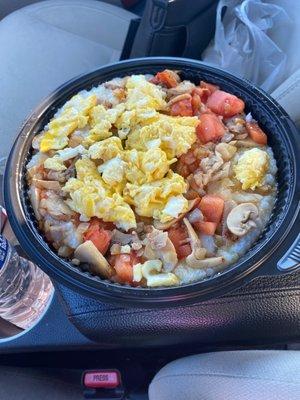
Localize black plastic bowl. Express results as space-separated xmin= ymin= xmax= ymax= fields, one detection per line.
xmin=4 ymin=57 xmax=300 ymax=307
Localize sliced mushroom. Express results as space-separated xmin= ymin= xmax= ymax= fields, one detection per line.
xmin=221 ymin=200 xmax=238 ymax=238
xmin=32 ymin=179 xmax=61 ymax=191
xmin=210 ymin=161 xmax=231 ymax=182
xmin=215 ymin=143 xmax=237 ymax=161
xmin=146 ymin=228 xmax=168 ymax=249
xmin=167 ymin=93 xmax=191 ymax=107
xmin=74 ymin=240 xmax=114 ymax=278
xmin=225 ymin=117 xmax=246 ymax=134
xmin=183 ymin=218 xmax=206 ymax=267
xmin=45 ymin=163 xmax=76 ymax=183
xmin=154 ymin=199 xmax=200 ymax=230
xmin=227 ymin=203 xmax=259 ymax=236
xmin=235 ymin=139 xmax=263 ymax=148
xmin=133 ymin=259 xmax=179 ymax=287
xmin=235 ymin=133 xmax=248 ymax=140
xmin=221 ymin=132 xmax=235 ymax=143
xmin=143 ymin=242 xmax=156 ymax=260
xmin=167 ymin=80 xmax=195 ymax=97
xmin=111 ymin=229 xmax=141 ymax=245
xmin=141 ymin=259 xmax=162 ymax=278
xmin=28 ymin=185 xmax=41 ymax=220
xmin=200 ymin=152 xmax=223 ymax=174
xmin=158 ymin=238 xmax=178 ymax=272
xmin=145 ymin=228 xmax=178 ymax=272
xmin=39 ymin=191 xmax=74 ymax=221
xmin=188 ymin=256 xmax=224 ymax=270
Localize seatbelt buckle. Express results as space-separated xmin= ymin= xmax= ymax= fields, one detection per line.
xmin=82 ymin=370 xmax=124 ymax=399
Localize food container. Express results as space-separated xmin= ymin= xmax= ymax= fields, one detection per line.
xmin=4 ymin=57 xmax=300 ymax=307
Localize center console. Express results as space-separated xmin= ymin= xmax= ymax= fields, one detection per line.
xmin=0 ymin=269 xmax=299 ymax=353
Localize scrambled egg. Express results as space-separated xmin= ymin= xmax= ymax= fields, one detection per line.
xmin=44 ymin=145 xmax=86 ymax=171
xmin=124 ymin=148 xmax=176 ymax=185
xmin=98 ymin=156 xmax=126 ymax=189
xmin=83 ymin=104 xmax=125 ymax=145
xmin=125 ymin=75 xmax=166 ymax=111
xmin=234 ymin=148 xmax=269 ymax=190
xmin=126 ymin=114 xmax=198 ymax=159
xmin=113 ymin=75 xmax=165 ymax=139
xmin=42 ymin=76 xmax=198 ymax=230
xmin=124 ymin=171 xmax=188 ymax=222
xmin=63 ymin=159 xmax=136 ymax=231
xmin=40 ymin=95 xmax=97 ymax=152
xmin=89 ymin=137 xmax=123 ymax=161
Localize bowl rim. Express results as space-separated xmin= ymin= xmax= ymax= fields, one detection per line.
xmin=4 ymin=57 xmax=300 ymax=305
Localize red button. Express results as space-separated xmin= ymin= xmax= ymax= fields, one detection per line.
xmin=84 ymin=370 xmax=120 ymax=389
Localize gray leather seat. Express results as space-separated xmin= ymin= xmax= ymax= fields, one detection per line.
xmin=0 ymin=0 xmax=137 ymax=159
xmin=0 ymin=350 xmax=299 ymax=399
xmin=149 ymin=350 xmax=300 ymax=400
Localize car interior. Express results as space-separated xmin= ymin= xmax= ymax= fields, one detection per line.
xmin=0 ymin=1 xmax=299 ymax=399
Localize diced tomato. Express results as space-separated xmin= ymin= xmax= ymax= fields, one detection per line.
xmin=168 ymin=226 xmax=187 ymax=248
xmin=193 ymin=221 xmax=217 ymax=235
xmin=113 ymin=252 xmax=141 ymax=284
xmin=206 ymin=90 xmax=245 ymax=117
xmin=200 ymin=81 xmax=219 ymax=94
xmin=246 ymin=122 xmax=267 ymax=145
xmin=192 ymin=87 xmax=208 ymax=104
xmin=177 ymin=244 xmax=192 ymax=259
xmin=88 ymin=217 xmax=115 ymax=231
xmin=168 ymin=226 xmax=191 ymax=260
xmin=192 ymin=82 xmax=219 ymax=104
xmin=84 ymin=227 xmax=111 ymax=255
xmin=199 ymin=195 xmax=224 ymax=224
xmin=170 ymin=97 xmax=193 ymax=116
xmin=151 ymin=70 xmax=179 ymax=88
xmin=114 ymin=254 xmax=133 ymax=283
xmin=196 ymin=113 xmax=226 ymax=143
xmin=84 ymin=218 xmax=112 ymax=254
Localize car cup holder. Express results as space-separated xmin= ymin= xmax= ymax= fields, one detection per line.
xmin=0 ymin=289 xmax=54 ymax=343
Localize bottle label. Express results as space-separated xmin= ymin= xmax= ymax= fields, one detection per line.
xmin=0 ymin=236 xmax=8 ymax=270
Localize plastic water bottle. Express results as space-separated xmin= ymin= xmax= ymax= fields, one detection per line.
xmin=0 ymin=235 xmax=53 ymax=330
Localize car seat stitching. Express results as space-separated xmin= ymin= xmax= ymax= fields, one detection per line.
xmin=23 ymin=2 xmax=133 ymax=23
